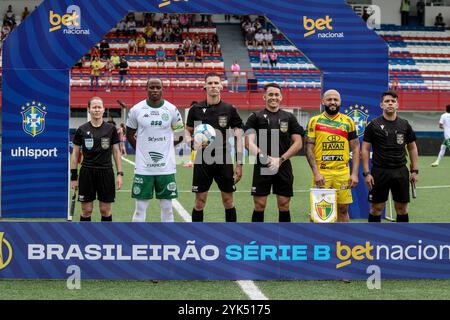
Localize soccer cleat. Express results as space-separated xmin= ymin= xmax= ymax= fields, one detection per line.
xmin=183 ymin=162 xmax=193 ymax=168
xmin=431 ymin=161 xmax=439 ymax=167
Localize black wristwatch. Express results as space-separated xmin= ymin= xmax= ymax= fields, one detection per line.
xmin=280 ymin=156 xmax=286 ymax=163
xmin=410 ymin=169 xmax=419 ymax=174
xmin=117 ymin=171 xmax=124 ymax=176
xmin=363 ymin=171 xmax=371 ymax=177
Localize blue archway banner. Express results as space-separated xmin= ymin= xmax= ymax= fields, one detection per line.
xmin=1 ymin=0 xmax=388 ymax=218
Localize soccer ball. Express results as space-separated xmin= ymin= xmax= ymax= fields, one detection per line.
xmin=193 ymin=124 xmax=216 ymax=149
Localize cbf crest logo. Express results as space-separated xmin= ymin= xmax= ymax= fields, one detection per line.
xmin=344 ymin=105 xmax=369 ymax=137
xmin=0 ymin=232 xmax=13 ymax=270
xmin=21 ymin=101 xmax=47 ymax=137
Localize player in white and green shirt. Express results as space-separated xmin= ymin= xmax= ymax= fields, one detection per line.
xmin=126 ymin=78 xmax=184 ymax=222
xmin=431 ymin=104 xmax=450 ymax=167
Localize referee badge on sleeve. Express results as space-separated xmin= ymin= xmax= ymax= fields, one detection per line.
xmin=396 ymin=133 xmax=404 ymax=145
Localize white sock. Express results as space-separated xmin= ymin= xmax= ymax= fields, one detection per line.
xmin=160 ymin=199 xmax=174 ymax=222
xmin=437 ymin=144 xmax=447 ymax=162
xmin=132 ymin=199 xmax=149 ymax=222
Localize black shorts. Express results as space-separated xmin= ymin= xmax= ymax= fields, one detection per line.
xmin=369 ymin=166 xmax=409 ymax=203
xmin=251 ymin=162 xmax=294 ymax=197
xmin=78 ymin=167 xmax=115 ymax=203
xmin=192 ymin=163 xmax=236 ymax=193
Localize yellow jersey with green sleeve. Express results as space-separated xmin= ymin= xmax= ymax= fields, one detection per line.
xmin=306 ymin=112 xmax=357 ymax=171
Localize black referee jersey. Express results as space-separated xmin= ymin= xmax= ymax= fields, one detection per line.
xmin=245 ymin=108 xmax=304 ymax=165
xmin=363 ymin=115 xmax=417 ymax=169
xmin=73 ymin=121 xmax=120 ymax=169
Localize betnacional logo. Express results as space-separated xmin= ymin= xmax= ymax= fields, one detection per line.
xmin=49 ymin=5 xmax=90 ymax=35
xmin=21 ymin=101 xmax=47 ymax=137
xmin=149 ymin=151 xmax=164 ymax=163
xmin=0 ymin=232 xmax=13 ymax=270
xmin=303 ymin=15 xmax=344 ymax=38
xmin=344 ymin=105 xmax=369 ymax=137
xmin=159 ymin=0 xmax=189 ymax=8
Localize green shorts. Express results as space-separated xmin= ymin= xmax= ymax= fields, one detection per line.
xmin=443 ymin=138 xmax=450 ymax=149
xmin=132 ymin=174 xmax=178 ymax=200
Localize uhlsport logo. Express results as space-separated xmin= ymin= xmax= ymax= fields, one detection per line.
xmin=303 ymin=15 xmax=344 ymax=38
xmin=0 ymin=232 xmax=13 ymax=270
xmin=49 ymin=5 xmax=90 ymax=35
xmin=344 ymin=105 xmax=369 ymax=137
xmin=159 ymin=0 xmax=189 ymax=8
xmin=21 ymin=101 xmax=47 ymax=137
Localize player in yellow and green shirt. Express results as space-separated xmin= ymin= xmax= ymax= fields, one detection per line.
xmin=305 ymin=89 xmax=360 ymax=222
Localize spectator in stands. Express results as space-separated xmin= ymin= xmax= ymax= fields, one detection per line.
xmin=175 ymin=44 xmax=186 ymax=67
xmin=206 ymin=15 xmax=213 ymax=27
xmin=107 ymin=116 xmax=117 ymax=126
xmin=143 ymin=12 xmax=153 ymax=27
xmin=183 ymin=35 xmax=193 ymax=54
xmin=179 ymin=13 xmax=190 ymax=32
xmin=194 ymin=45 xmax=203 ymax=67
xmin=118 ymin=123 xmax=127 ymax=156
xmin=435 ymin=13 xmax=446 ymax=28
xmin=400 ymin=0 xmax=410 ymax=26
xmin=162 ymin=24 xmax=173 ymax=42
xmin=1 ymin=22 xmax=11 ymax=41
xmin=104 ymin=58 xmax=115 ymax=92
xmin=154 ymin=25 xmax=163 ymax=42
xmin=230 ymin=61 xmax=241 ymax=93
xmin=162 ymin=13 xmax=170 ymax=26
xmin=21 ymin=7 xmax=30 ymax=22
xmin=126 ymin=18 xmax=137 ymax=37
xmin=192 ymin=35 xmax=201 ymax=51
xmin=269 ymin=49 xmax=278 ymax=68
xmin=74 ymin=57 xmax=84 ymax=69
xmin=111 ymin=51 xmax=120 ymax=67
xmin=116 ymin=19 xmax=126 ymax=37
xmin=254 ymin=30 xmax=265 ymax=48
xmin=137 ymin=33 xmax=147 ymax=54
xmin=245 ymin=24 xmax=256 ymax=47
xmin=173 ymin=25 xmax=183 ymax=42
xmin=90 ymin=45 xmax=100 ymax=59
xmin=416 ymin=0 xmax=425 ymax=26
xmin=155 ymin=46 xmax=166 ymax=67
xmin=99 ymin=40 xmax=110 ymax=59
xmin=3 ymin=5 xmax=15 ymax=28
xmin=260 ymin=49 xmax=269 ymax=67
xmin=264 ymin=30 xmax=274 ymax=50
xmin=128 ymin=37 xmax=137 ymax=55
xmin=170 ymin=14 xmax=179 ymax=27
xmin=144 ymin=23 xmax=154 ymax=41
xmin=202 ymin=35 xmax=213 ymax=54
xmin=90 ymin=56 xmax=103 ymax=90
xmin=211 ymin=34 xmax=220 ymax=53
xmin=118 ymin=56 xmax=129 ymax=90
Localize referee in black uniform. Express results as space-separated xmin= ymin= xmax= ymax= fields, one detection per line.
xmin=71 ymin=97 xmax=123 ymax=222
xmin=185 ymin=72 xmax=244 ymax=222
xmin=362 ymin=91 xmax=419 ymax=222
xmin=245 ymin=83 xmax=304 ymax=222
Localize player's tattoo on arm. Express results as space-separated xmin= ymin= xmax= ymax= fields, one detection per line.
xmin=305 ymin=137 xmax=318 ymax=172
xmin=349 ymin=138 xmax=360 ymax=173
